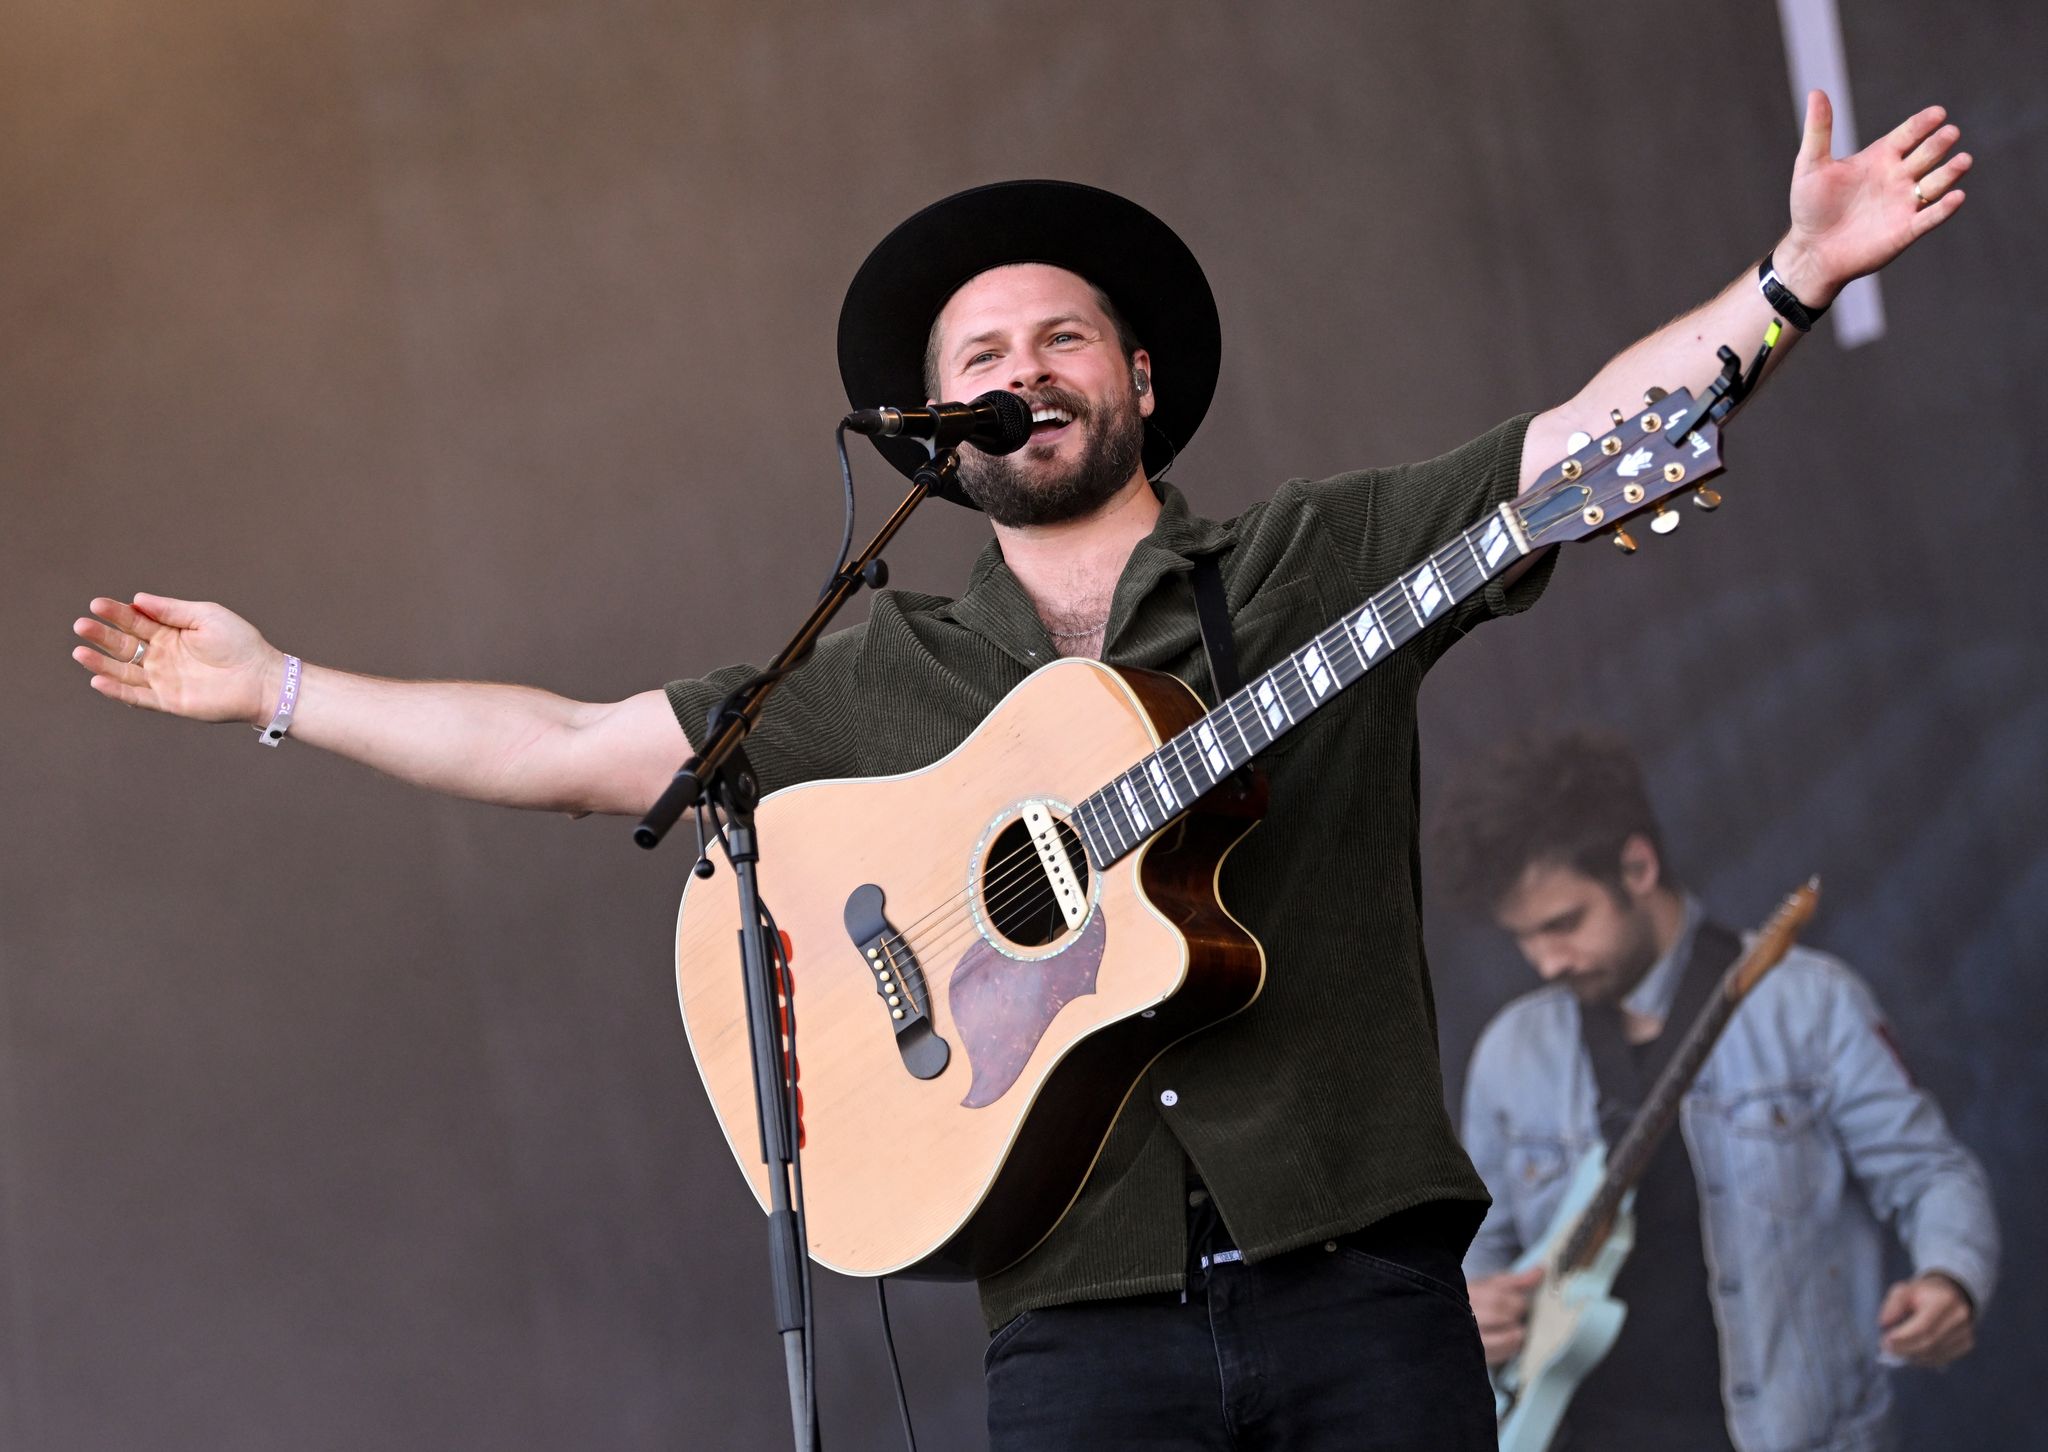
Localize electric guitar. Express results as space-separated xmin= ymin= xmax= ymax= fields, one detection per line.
xmin=1492 ymin=879 xmax=1821 ymax=1452
xmin=676 ymin=386 xmax=1731 ymax=1279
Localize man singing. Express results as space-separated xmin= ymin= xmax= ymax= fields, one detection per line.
xmin=72 ymin=95 xmax=1968 ymax=1449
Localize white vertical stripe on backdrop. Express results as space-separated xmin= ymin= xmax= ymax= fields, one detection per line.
xmin=1775 ymin=0 xmax=1888 ymax=347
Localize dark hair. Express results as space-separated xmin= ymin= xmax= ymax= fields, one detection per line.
xmin=1430 ymin=729 xmax=1670 ymax=914
xmin=921 ymin=275 xmax=1142 ymax=398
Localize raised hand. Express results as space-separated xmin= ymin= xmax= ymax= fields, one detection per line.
xmin=73 ymin=594 xmax=284 ymax=726
xmin=1779 ymin=90 xmax=1971 ymax=303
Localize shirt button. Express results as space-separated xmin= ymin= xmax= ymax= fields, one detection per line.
xmin=1159 ymin=1089 xmax=1179 ymax=1107
xmin=1718 ymin=1277 xmax=1743 ymax=1295
xmin=1187 ymin=1188 xmax=1208 ymax=1207
xmin=1732 ymin=1383 xmax=1757 ymax=1401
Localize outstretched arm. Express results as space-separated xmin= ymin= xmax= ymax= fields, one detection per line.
xmin=73 ymin=593 xmax=684 ymax=817
xmin=1519 ymin=91 xmax=1971 ymax=489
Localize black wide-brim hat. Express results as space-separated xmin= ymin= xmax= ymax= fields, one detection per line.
xmin=836 ymin=179 xmax=1220 ymax=505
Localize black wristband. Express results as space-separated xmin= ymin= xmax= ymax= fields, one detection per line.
xmin=1758 ymin=251 xmax=1829 ymax=332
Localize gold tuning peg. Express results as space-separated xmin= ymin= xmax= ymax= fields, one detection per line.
xmin=1611 ymin=529 xmax=1638 ymax=554
xmin=1650 ymin=505 xmax=1680 ymax=535
xmin=1693 ymin=487 xmax=1723 ymax=511
xmin=1609 ymin=407 xmax=1627 ymax=427
xmin=1643 ymin=386 xmax=1668 ymax=405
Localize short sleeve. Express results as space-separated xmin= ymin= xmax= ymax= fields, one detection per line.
xmin=664 ymin=623 xmax=868 ymax=797
xmin=1293 ymin=413 xmax=1557 ymax=668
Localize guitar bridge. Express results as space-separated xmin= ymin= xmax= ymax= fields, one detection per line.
xmin=844 ymin=883 xmax=950 ymax=1081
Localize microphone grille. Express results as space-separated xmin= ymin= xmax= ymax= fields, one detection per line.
xmin=976 ymin=390 xmax=1035 ymax=456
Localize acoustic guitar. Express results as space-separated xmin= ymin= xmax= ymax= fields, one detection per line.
xmin=1492 ymin=879 xmax=1821 ymax=1452
xmin=676 ymin=388 xmax=1728 ymax=1279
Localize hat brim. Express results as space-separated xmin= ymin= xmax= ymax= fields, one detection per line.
xmin=836 ymin=180 xmax=1219 ymax=503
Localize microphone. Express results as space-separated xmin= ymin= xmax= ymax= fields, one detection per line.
xmin=844 ymin=390 xmax=1034 ymax=456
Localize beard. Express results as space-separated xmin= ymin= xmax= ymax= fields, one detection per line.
xmin=1567 ymin=905 xmax=1664 ymax=1006
xmin=955 ymin=382 xmax=1146 ymax=528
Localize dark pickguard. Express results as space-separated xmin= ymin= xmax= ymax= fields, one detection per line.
xmin=951 ymin=910 xmax=1108 ymax=1109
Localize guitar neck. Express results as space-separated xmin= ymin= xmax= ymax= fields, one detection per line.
xmin=1556 ymin=975 xmax=1739 ymax=1273
xmin=1072 ymin=503 xmax=1531 ymax=867
xmin=1546 ymin=879 xmax=1815 ymax=1274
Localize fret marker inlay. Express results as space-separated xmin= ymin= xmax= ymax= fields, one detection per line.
xmin=1481 ymin=517 xmax=1509 ymax=567
xmin=1147 ymin=760 xmax=1179 ymax=811
xmin=1256 ymin=680 xmax=1286 ymax=732
xmin=1412 ymin=562 xmax=1445 ymax=617
xmin=1119 ymin=780 xmax=1150 ymax=832
xmin=1352 ymin=610 xmax=1385 ymax=658
xmin=1302 ymin=645 xmax=1330 ymax=696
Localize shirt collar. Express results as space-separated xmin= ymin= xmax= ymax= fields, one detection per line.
xmin=947 ymin=480 xmax=1234 ymax=667
xmin=1621 ymin=893 xmax=1704 ymax=1023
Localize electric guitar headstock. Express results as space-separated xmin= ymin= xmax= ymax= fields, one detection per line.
xmin=1726 ymin=877 xmax=1822 ymax=1002
xmin=1516 ymin=385 xmax=1728 ymax=556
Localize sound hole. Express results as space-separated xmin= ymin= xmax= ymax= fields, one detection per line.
xmin=982 ymin=815 xmax=1091 ymax=948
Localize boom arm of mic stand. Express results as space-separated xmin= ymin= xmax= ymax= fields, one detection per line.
xmin=632 ymin=449 xmax=958 ymax=849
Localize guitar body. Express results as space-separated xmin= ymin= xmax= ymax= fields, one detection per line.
xmin=674 ymin=657 xmax=1267 ymax=1280
xmin=1495 ymin=1146 xmax=1636 ymax=1452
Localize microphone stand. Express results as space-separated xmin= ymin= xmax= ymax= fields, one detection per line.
xmin=633 ymin=447 xmax=960 ymax=1452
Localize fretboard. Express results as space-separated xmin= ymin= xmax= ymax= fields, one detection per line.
xmin=1558 ymin=975 xmax=1739 ymax=1274
xmin=1071 ymin=503 xmax=1530 ymax=868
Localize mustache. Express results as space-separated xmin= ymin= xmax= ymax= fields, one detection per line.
xmin=1021 ymin=385 xmax=1093 ymax=423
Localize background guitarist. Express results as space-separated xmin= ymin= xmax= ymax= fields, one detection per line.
xmin=1436 ymin=730 xmax=1998 ymax=1452
xmin=70 ymin=95 xmax=1972 ymax=1450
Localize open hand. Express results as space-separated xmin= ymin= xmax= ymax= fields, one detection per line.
xmin=73 ymin=594 xmax=283 ymax=725
xmin=1879 ymin=1272 xmax=1976 ymax=1369
xmin=1778 ymin=91 xmax=1970 ymax=305
xmin=1469 ymin=1267 xmax=1544 ymax=1369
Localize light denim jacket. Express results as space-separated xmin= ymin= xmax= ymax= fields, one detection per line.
xmin=1461 ymin=910 xmax=2000 ymax=1452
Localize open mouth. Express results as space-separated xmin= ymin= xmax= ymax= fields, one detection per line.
xmin=1028 ymin=405 xmax=1075 ymax=440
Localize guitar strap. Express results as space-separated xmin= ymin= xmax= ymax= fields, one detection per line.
xmin=1180 ymin=550 xmax=1245 ymax=1228
xmin=1579 ymin=919 xmax=1742 ymax=1147
xmin=1190 ymin=553 xmax=1241 ymax=702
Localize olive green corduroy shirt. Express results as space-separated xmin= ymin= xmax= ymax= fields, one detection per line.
xmin=667 ymin=414 xmax=1555 ymax=1331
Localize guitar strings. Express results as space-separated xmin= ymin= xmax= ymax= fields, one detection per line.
xmin=859 ymin=836 xmax=1070 ymax=981
xmin=887 ymin=827 xmax=1091 ymax=967
xmin=876 ymin=642 xmax=1348 ymax=970
xmin=871 ymin=817 xmax=1085 ymax=951
xmin=880 ymin=783 xmax=1158 ymax=967
xmin=872 ymin=544 xmax=1495 ymax=970
xmin=881 ymin=690 xmax=1270 ymax=960
xmin=878 ymin=654 xmax=1335 ymax=968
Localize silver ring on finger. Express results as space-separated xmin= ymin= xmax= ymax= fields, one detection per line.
xmin=129 ymin=639 xmax=147 ymax=666
xmin=1914 ymin=182 xmax=1928 ymax=207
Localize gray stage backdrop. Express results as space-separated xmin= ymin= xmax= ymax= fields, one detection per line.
xmin=3 ymin=1 xmax=2042 ymax=1447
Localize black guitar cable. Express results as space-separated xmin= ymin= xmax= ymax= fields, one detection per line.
xmin=875 ymin=1280 xmax=919 ymax=1452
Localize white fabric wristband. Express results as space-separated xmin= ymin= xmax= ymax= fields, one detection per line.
xmin=255 ymin=655 xmax=302 ymax=746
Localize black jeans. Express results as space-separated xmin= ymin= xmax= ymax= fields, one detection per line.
xmin=984 ymin=1201 xmax=1497 ymax=1451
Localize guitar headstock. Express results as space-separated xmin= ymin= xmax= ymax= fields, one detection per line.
xmin=1728 ymin=877 xmax=1822 ymax=999
xmin=1516 ymin=387 xmax=1726 ymax=555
